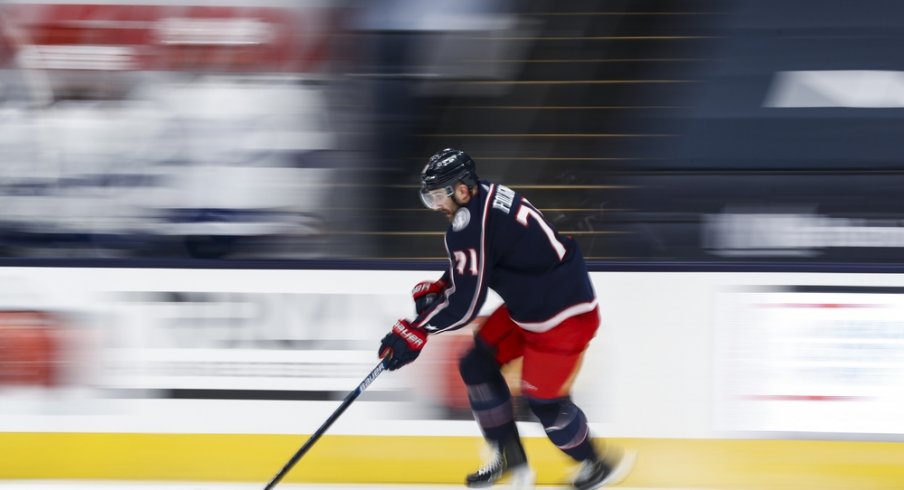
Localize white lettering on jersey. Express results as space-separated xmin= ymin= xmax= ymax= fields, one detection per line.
xmin=492 ymin=185 xmax=516 ymax=214
xmin=452 ymin=248 xmax=478 ymax=275
xmin=516 ymin=199 xmax=567 ymax=260
xmin=453 ymin=250 xmax=467 ymax=275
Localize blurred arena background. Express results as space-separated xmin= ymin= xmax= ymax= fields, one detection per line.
xmin=3 ymin=0 xmax=904 ymax=264
xmin=1 ymin=0 xmax=903 ymax=489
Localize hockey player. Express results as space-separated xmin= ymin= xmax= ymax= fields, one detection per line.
xmin=377 ymin=148 xmax=629 ymax=489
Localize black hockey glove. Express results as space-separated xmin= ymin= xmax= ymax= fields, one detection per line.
xmin=378 ymin=319 xmax=428 ymax=370
xmin=412 ymin=279 xmax=447 ymax=314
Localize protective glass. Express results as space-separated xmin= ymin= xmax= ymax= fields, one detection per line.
xmin=419 ymin=185 xmax=454 ymax=210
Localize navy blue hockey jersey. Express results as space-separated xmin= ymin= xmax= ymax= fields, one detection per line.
xmin=413 ymin=181 xmax=597 ymax=334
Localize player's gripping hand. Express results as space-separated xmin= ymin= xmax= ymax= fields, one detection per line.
xmin=412 ymin=279 xmax=447 ymax=314
xmin=378 ymin=319 xmax=428 ymax=370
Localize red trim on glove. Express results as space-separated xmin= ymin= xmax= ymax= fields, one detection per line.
xmin=412 ymin=279 xmax=447 ymax=300
xmin=391 ymin=318 xmax=427 ymax=349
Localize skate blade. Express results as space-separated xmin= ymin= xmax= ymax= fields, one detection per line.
xmin=598 ymin=449 xmax=637 ymax=488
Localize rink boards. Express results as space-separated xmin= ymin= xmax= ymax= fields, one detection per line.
xmin=0 ymin=267 xmax=903 ymax=488
xmin=2 ymin=433 xmax=904 ymax=489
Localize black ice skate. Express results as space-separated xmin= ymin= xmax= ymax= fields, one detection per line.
xmin=466 ymin=446 xmax=535 ymax=488
xmin=572 ymin=449 xmax=636 ymax=490
xmin=572 ymin=457 xmax=611 ymax=490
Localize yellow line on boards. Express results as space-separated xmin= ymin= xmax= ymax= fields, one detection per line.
xmin=1 ymin=434 xmax=903 ymax=489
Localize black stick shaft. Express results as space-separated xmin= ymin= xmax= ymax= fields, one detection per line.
xmin=262 ymin=361 xmax=386 ymax=490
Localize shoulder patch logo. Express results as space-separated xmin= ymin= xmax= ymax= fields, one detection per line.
xmin=452 ymin=207 xmax=471 ymax=231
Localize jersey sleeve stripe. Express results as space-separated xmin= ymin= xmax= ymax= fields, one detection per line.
xmin=414 ymin=238 xmax=455 ymax=329
xmin=426 ymin=183 xmax=495 ymax=334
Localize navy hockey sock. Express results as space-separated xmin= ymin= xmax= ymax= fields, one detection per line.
xmin=459 ymin=344 xmax=526 ymax=466
xmin=527 ymin=396 xmax=598 ymax=462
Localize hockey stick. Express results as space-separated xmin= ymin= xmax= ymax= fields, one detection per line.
xmin=262 ymin=360 xmax=386 ymax=490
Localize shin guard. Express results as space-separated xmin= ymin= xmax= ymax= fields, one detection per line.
xmin=527 ymin=396 xmax=597 ymax=462
xmin=459 ymin=343 xmax=526 ymax=466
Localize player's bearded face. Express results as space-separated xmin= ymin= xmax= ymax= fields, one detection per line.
xmin=436 ymin=196 xmax=459 ymax=221
xmin=421 ymin=186 xmax=459 ymax=221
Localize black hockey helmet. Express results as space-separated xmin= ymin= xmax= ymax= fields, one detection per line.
xmin=419 ymin=148 xmax=478 ymax=209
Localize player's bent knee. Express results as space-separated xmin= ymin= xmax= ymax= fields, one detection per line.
xmin=526 ymin=395 xmax=570 ymax=422
xmin=526 ymin=396 xmax=589 ymax=449
xmin=458 ymin=341 xmax=500 ymax=384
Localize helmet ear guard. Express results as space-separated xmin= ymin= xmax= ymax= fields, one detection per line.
xmin=419 ymin=148 xmax=478 ymax=208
